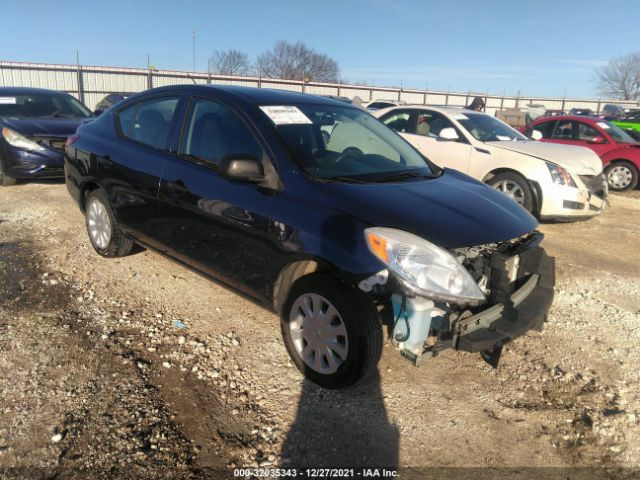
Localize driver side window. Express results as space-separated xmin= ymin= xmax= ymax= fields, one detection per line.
xmin=415 ymin=112 xmax=457 ymax=139
xmin=381 ymin=111 xmax=411 ymax=133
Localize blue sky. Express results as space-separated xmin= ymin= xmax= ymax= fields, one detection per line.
xmin=1 ymin=0 xmax=638 ymax=97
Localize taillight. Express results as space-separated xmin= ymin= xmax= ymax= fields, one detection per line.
xmin=66 ymin=134 xmax=80 ymax=147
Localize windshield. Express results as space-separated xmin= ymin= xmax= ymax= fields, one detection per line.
xmin=0 ymin=93 xmax=92 ymax=119
xmin=456 ymin=112 xmax=527 ymax=142
xmin=269 ymin=104 xmax=439 ymax=182
xmin=599 ymin=120 xmax=637 ymax=143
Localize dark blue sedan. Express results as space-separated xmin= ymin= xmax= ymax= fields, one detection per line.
xmin=0 ymin=87 xmax=92 ymax=186
xmin=65 ymin=85 xmax=554 ymax=388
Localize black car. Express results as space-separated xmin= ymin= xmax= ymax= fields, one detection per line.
xmin=65 ymin=85 xmax=555 ymax=388
xmin=0 ymin=87 xmax=92 ymax=186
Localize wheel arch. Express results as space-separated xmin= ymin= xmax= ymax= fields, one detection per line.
xmin=482 ymin=168 xmax=542 ymax=217
xmin=272 ymin=258 xmax=349 ymax=314
xmin=80 ymin=181 xmax=103 ymax=212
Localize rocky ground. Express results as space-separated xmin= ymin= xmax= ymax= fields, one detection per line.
xmin=0 ymin=182 xmax=639 ymax=479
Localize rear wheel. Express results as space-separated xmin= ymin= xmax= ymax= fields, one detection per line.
xmin=280 ymin=273 xmax=383 ymax=389
xmin=85 ymin=190 xmax=134 ymax=257
xmin=0 ymin=162 xmax=17 ymax=186
xmin=486 ymin=172 xmax=534 ymax=213
xmin=605 ymin=161 xmax=638 ymax=192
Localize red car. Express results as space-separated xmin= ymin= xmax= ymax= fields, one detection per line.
xmin=522 ymin=116 xmax=640 ymax=191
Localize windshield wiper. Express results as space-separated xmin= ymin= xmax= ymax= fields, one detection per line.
xmin=372 ymin=171 xmax=433 ymax=183
xmin=325 ymin=176 xmax=368 ymax=184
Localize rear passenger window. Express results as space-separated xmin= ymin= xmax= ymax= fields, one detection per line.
xmin=528 ymin=120 xmax=554 ymax=138
xmin=117 ymin=97 xmax=179 ymax=149
xmin=180 ymin=98 xmax=263 ymax=165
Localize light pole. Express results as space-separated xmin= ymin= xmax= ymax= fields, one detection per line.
xmin=192 ymin=30 xmax=196 ymax=72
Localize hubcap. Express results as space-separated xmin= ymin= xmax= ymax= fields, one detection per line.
xmin=493 ymin=180 xmax=525 ymax=205
xmin=289 ymin=293 xmax=348 ymax=375
xmin=607 ymin=165 xmax=633 ymax=190
xmin=87 ymin=198 xmax=112 ymax=249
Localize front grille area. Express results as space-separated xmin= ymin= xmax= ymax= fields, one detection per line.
xmin=579 ymin=173 xmax=607 ymax=198
xmin=34 ymin=137 xmax=67 ymax=152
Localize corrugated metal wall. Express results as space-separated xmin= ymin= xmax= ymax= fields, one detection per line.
xmin=2 ymin=60 xmax=639 ymax=114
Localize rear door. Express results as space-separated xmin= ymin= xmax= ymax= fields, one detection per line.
xmin=155 ymin=96 xmax=278 ymax=301
xmin=105 ymin=95 xmax=184 ymax=245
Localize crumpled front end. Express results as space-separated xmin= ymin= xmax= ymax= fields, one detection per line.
xmin=362 ymin=231 xmax=555 ymax=367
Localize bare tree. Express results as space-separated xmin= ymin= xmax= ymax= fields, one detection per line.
xmin=256 ymin=41 xmax=339 ymax=82
xmin=209 ymin=49 xmax=251 ymax=76
xmin=597 ymin=52 xmax=640 ymax=100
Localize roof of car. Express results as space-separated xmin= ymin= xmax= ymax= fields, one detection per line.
xmin=533 ymin=115 xmax=602 ymax=123
xmin=143 ymin=84 xmax=351 ymax=107
xmin=0 ymin=86 xmax=71 ymax=95
xmin=376 ymin=104 xmax=473 ymax=115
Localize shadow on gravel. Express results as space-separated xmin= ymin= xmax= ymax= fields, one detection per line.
xmin=281 ymin=371 xmax=398 ymax=469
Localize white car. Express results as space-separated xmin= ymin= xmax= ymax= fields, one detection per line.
xmin=372 ymin=106 xmax=607 ymax=220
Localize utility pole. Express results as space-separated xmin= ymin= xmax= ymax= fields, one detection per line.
xmin=192 ymin=30 xmax=196 ymax=72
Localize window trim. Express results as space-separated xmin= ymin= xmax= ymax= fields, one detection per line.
xmin=114 ymin=94 xmax=182 ymax=152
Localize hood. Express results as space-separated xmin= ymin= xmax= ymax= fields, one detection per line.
xmin=0 ymin=116 xmax=85 ymax=137
xmin=322 ymin=169 xmax=537 ymax=249
xmin=487 ymin=140 xmax=602 ymax=175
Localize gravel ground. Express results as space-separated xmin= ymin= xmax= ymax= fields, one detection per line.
xmin=0 ymin=182 xmax=639 ymax=479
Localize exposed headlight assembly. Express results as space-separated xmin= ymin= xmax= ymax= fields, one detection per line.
xmin=1 ymin=127 xmax=45 ymax=152
xmin=365 ymin=227 xmax=486 ymax=305
xmin=546 ymin=162 xmax=576 ymax=187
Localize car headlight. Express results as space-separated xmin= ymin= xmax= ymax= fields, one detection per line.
xmin=365 ymin=227 xmax=486 ymax=304
xmin=1 ymin=127 xmax=45 ymax=152
xmin=546 ymin=162 xmax=576 ymax=187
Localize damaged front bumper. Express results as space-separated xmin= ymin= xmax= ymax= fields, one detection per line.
xmin=452 ymin=244 xmax=555 ymax=354
xmin=368 ymin=232 xmax=555 ymax=367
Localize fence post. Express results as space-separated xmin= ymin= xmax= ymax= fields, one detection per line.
xmin=561 ymin=97 xmax=565 ymax=112
xmin=500 ymin=95 xmax=504 ymax=111
xmin=369 ymin=87 xmax=373 ymax=101
xmin=423 ymin=88 xmax=427 ymax=105
xmin=596 ymin=100 xmax=601 ymax=114
xmin=76 ymin=64 xmax=85 ymax=104
xmin=147 ymin=68 xmax=153 ymax=90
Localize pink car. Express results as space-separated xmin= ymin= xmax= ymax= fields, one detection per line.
xmin=522 ymin=116 xmax=640 ymax=191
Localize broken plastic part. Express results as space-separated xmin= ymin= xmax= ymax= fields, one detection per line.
xmin=357 ymin=269 xmax=389 ymax=292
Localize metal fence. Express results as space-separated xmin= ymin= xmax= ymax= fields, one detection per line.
xmin=2 ymin=60 xmax=639 ymax=115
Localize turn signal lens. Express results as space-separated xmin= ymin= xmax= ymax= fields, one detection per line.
xmin=366 ymin=231 xmax=389 ymax=263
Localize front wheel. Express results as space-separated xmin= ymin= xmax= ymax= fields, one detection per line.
xmin=85 ymin=190 xmax=134 ymax=257
xmin=605 ymin=161 xmax=638 ymax=192
xmin=280 ymin=273 xmax=383 ymax=389
xmin=486 ymin=172 xmax=534 ymax=213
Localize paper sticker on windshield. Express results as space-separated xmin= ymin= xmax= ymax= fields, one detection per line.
xmin=452 ymin=113 xmax=468 ymax=120
xmin=596 ymin=121 xmax=610 ymax=129
xmin=496 ymin=135 xmax=512 ymax=141
xmin=0 ymin=97 xmax=17 ymax=104
xmin=260 ymin=106 xmax=313 ymax=125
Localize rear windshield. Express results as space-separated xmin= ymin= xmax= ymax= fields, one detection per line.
xmin=267 ymin=104 xmax=439 ymax=182
xmin=0 ymin=93 xmax=92 ymax=119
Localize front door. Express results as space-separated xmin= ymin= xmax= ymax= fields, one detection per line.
xmin=402 ymin=110 xmax=472 ymax=173
xmin=156 ymin=96 xmax=279 ymax=301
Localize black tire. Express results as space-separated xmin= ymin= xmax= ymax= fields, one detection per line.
xmin=0 ymin=162 xmax=17 ymax=187
xmin=85 ymin=189 xmax=134 ymax=258
xmin=605 ymin=161 xmax=639 ymax=192
xmin=486 ymin=171 xmax=534 ymax=213
xmin=280 ymin=273 xmax=383 ymax=389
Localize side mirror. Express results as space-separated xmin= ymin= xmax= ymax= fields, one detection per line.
xmin=531 ymin=129 xmax=543 ymax=141
xmin=219 ymin=155 xmax=265 ymax=183
xmin=439 ymin=127 xmax=459 ymax=141
xmin=589 ymin=136 xmax=605 ymax=144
